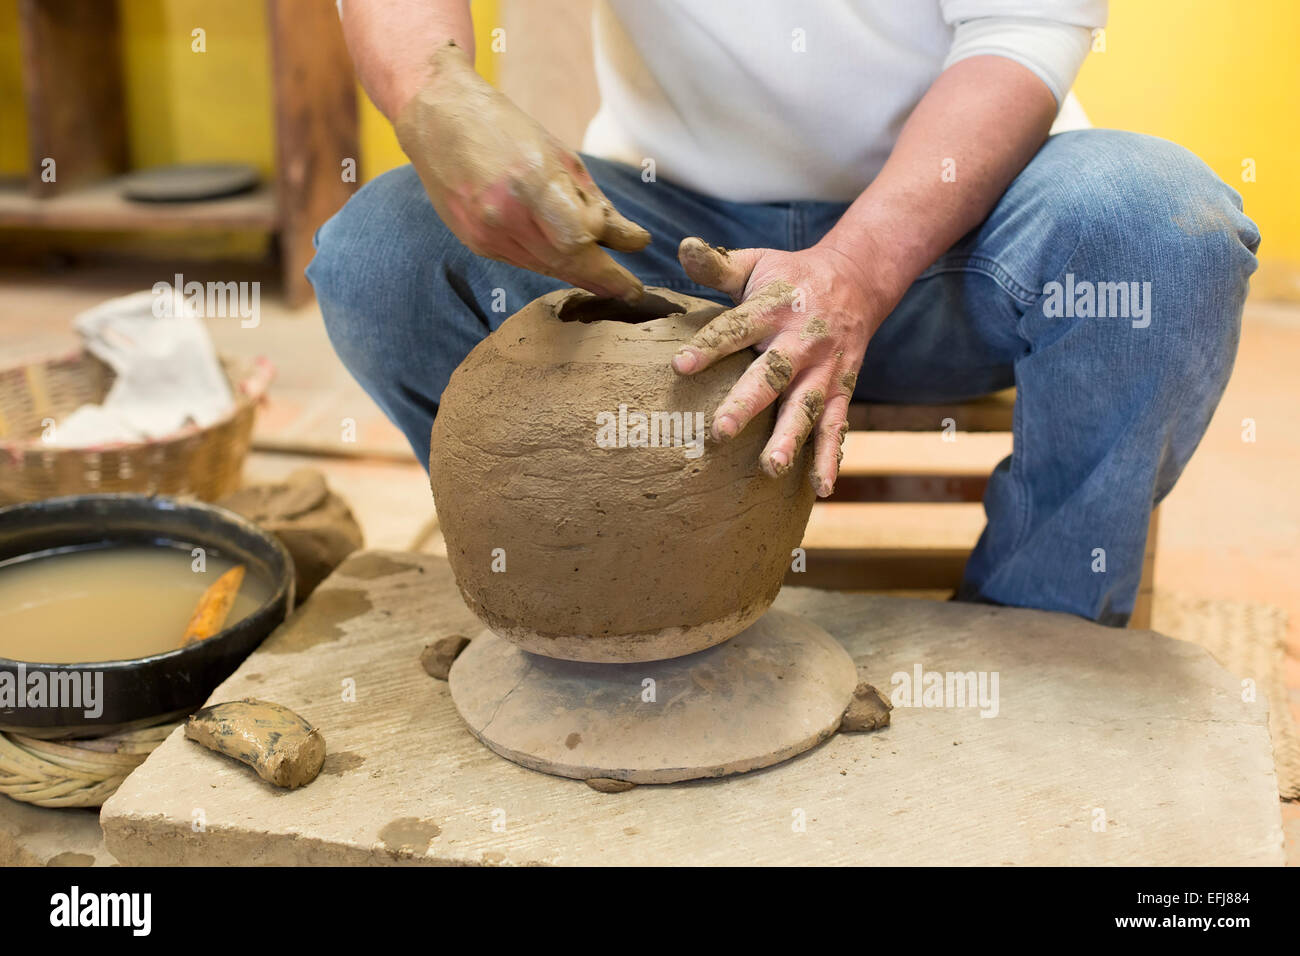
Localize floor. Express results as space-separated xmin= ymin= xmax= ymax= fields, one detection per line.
xmin=2 ymin=260 xmax=1297 ymax=863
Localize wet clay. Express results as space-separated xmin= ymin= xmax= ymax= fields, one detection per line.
xmin=260 ymin=587 xmax=371 ymax=655
xmin=839 ymin=682 xmax=893 ymax=733
xmin=320 ymin=750 xmax=366 ymax=776
xmin=341 ymin=552 xmax=420 ymax=581
xmin=762 ymin=350 xmax=795 ymax=392
xmin=586 ymin=777 xmax=637 ymax=793
xmin=184 ymin=698 xmax=326 ymax=789
xmin=378 ymin=817 xmax=441 ymax=858
xmin=799 ymin=317 xmax=829 ymax=342
xmin=420 ymin=634 xmax=470 ymax=680
xmin=395 ymin=42 xmax=650 ymax=300
xmin=429 ymin=287 xmax=817 ymax=663
xmin=218 ymin=469 xmax=363 ymax=601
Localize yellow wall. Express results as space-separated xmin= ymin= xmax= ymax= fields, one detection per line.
xmin=0 ymin=0 xmax=25 ymax=174
xmin=0 ymin=0 xmax=499 ymax=180
xmin=1075 ymin=0 xmax=1300 ymax=266
xmin=0 ymin=0 xmax=1295 ymax=275
xmin=359 ymin=1 xmax=503 ymax=179
xmin=117 ymin=0 xmax=274 ymax=176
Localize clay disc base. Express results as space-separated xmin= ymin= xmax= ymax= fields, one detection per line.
xmin=448 ymin=610 xmax=858 ymax=785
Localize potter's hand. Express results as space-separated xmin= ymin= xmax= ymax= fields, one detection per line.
xmin=673 ymin=237 xmax=887 ymax=497
xmin=395 ymin=42 xmax=651 ymax=300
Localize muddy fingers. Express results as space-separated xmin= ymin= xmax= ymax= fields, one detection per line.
xmin=673 ymin=283 xmax=796 ymax=374
xmin=763 ymin=384 xmax=826 ymax=478
xmin=809 ymin=360 xmax=860 ymax=496
xmin=711 ymin=348 xmax=798 ymax=441
xmin=677 ymin=236 xmax=758 ymax=300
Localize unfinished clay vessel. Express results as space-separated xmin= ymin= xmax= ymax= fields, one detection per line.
xmin=429 ymin=287 xmax=815 ymax=663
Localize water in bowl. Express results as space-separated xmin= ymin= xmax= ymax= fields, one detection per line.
xmin=0 ymin=544 xmax=271 ymax=664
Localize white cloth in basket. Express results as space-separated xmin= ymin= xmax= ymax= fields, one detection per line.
xmin=51 ymin=291 xmax=234 ymax=447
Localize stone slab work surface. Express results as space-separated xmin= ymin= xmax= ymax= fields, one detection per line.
xmin=100 ymin=551 xmax=1285 ymax=866
xmin=0 ymin=798 xmax=115 ymax=867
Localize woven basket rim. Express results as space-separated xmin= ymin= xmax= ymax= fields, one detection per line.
xmin=0 ymin=349 xmax=274 ymax=455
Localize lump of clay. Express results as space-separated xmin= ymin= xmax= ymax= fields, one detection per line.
xmin=429 ymin=287 xmax=815 ymax=663
xmin=420 ymin=633 xmax=470 ymax=680
xmin=219 ymin=468 xmax=363 ymax=602
xmin=184 ymin=698 xmax=326 ymax=789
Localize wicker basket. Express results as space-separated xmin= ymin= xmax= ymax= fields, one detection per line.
xmin=0 ymin=721 xmax=181 ymax=808
xmin=0 ymin=348 xmax=273 ymax=505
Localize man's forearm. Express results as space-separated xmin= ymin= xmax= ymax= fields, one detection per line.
xmin=819 ymin=55 xmax=1058 ymax=304
xmin=341 ymin=0 xmax=475 ymax=119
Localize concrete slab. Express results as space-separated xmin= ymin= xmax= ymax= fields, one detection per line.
xmin=100 ymin=551 xmax=1285 ymax=866
xmin=0 ymin=797 xmax=115 ymax=866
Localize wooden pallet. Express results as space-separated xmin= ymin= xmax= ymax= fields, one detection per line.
xmin=794 ymin=393 xmax=1158 ymax=629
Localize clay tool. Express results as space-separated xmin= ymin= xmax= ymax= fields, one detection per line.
xmin=184 ymin=698 xmax=326 ymax=789
xmin=181 ymin=565 xmax=246 ymax=646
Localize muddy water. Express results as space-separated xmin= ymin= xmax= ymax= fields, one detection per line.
xmin=0 ymin=545 xmax=270 ymax=663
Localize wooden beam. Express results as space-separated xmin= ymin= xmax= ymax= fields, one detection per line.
xmin=266 ymin=0 xmax=360 ymax=307
xmin=847 ymin=389 xmax=1017 ymax=432
xmin=827 ymin=473 xmax=990 ymax=504
xmin=0 ymin=180 xmax=278 ymax=230
xmin=17 ymin=0 xmax=128 ymax=196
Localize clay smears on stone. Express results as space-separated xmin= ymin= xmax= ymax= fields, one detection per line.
xmin=378 ymin=817 xmax=441 ymax=858
xmin=429 ymin=286 xmax=817 ymax=663
xmin=260 ymin=587 xmax=372 ymax=655
xmin=320 ymin=751 xmax=366 ymax=776
xmin=340 ymin=552 xmax=421 ymax=580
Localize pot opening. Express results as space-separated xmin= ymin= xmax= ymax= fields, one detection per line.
xmin=556 ymin=292 xmax=686 ymax=324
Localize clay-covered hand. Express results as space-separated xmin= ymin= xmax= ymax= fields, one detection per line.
xmin=672 ymin=237 xmax=887 ymax=497
xmin=395 ymin=42 xmax=651 ymax=301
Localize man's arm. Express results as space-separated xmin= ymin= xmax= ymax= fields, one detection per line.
xmin=338 ymin=0 xmax=651 ymax=299
xmin=340 ymin=0 xmax=475 ymax=119
xmin=673 ymin=52 xmax=1077 ymax=495
xmin=819 ymin=55 xmax=1057 ymax=313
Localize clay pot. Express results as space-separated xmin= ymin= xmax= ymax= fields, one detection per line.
xmin=429 ymin=287 xmax=815 ymax=663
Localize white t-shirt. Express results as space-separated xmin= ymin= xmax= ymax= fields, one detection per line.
xmin=582 ymin=0 xmax=1107 ymax=202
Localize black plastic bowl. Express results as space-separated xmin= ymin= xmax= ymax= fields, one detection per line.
xmin=0 ymin=494 xmax=294 ymax=738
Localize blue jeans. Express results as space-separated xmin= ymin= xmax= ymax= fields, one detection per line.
xmin=307 ymin=130 xmax=1259 ymax=625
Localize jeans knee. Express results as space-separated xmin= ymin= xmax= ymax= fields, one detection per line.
xmin=307 ymin=164 xmax=462 ymax=378
xmin=1043 ymin=131 xmax=1256 ymax=379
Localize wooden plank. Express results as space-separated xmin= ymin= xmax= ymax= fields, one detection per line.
xmin=0 ymin=179 xmax=279 ymax=230
xmin=17 ymin=0 xmax=127 ymax=195
xmin=828 ymin=473 xmax=989 ymax=503
xmin=787 ymin=548 xmax=968 ymax=591
xmin=266 ymin=0 xmax=360 ymax=307
xmin=803 ymin=502 xmax=987 ymax=552
xmin=847 ymin=388 xmax=1017 ymax=432
xmin=830 ymin=432 xmax=1010 ymax=502
xmin=840 ymin=431 xmax=1013 ymax=474
xmin=796 ymin=502 xmax=982 ymax=589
